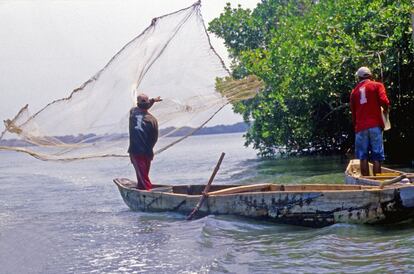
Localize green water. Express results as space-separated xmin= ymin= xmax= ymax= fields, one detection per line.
xmin=1 ymin=133 xmax=413 ymax=273
xmin=250 ymin=156 xmax=348 ymax=184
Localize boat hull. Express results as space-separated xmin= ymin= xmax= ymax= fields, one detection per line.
xmin=114 ymin=178 xmax=414 ymax=228
xmin=345 ymin=159 xmax=413 ymax=186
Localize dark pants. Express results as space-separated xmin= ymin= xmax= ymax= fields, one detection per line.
xmin=130 ymin=154 xmax=152 ymax=190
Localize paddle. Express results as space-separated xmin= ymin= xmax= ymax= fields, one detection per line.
xmin=362 ymin=173 xmax=414 ymax=180
xmin=379 ymin=174 xmax=409 ymax=189
xmin=186 ymin=152 xmax=225 ymax=220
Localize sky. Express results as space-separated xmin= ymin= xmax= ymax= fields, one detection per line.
xmin=0 ymin=0 xmax=261 ymax=126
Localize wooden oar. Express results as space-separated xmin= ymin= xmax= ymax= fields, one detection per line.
xmin=208 ymin=183 xmax=272 ymax=196
xmin=380 ymin=174 xmax=407 ymax=189
xmin=186 ymin=152 xmax=225 ymax=220
xmin=362 ymin=174 xmax=414 ymax=180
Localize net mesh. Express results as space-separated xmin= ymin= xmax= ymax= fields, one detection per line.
xmin=0 ymin=2 xmax=262 ymax=161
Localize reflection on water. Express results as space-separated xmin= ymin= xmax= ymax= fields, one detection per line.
xmin=0 ymin=133 xmax=413 ymax=273
xmin=247 ymin=156 xmax=349 ymax=184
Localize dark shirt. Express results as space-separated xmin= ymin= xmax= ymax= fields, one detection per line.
xmin=128 ymin=107 xmax=158 ymax=159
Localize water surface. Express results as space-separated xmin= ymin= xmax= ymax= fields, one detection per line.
xmin=1 ymin=133 xmax=413 ymax=273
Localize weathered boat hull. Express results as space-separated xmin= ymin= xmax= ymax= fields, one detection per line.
xmin=345 ymin=159 xmax=413 ymax=186
xmin=114 ymin=178 xmax=414 ymax=228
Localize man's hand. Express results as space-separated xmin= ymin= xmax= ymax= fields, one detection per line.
xmin=152 ymin=96 xmax=162 ymax=102
xmin=382 ymin=106 xmax=390 ymax=115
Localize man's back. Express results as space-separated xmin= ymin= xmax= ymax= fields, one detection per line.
xmin=350 ymin=79 xmax=389 ymax=132
xmin=128 ymin=107 xmax=158 ymax=159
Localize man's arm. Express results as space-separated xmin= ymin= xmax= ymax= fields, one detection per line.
xmin=128 ymin=108 xmax=134 ymax=130
xmin=147 ymin=117 xmax=158 ymax=149
xmin=149 ymin=96 xmax=162 ymax=108
xmin=377 ymin=83 xmax=390 ymax=112
xmin=350 ymin=92 xmax=356 ymax=127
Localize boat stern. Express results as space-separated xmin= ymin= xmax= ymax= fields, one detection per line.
xmin=378 ymin=185 xmax=414 ymax=224
xmin=399 ymin=186 xmax=414 ymax=209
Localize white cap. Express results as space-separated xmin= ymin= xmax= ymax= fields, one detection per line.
xmin=355 ymin=66 xmax=372 ymax=78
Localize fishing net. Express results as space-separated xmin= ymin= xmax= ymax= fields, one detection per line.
xmin=0 ymin=2 xmax=262 ymax=161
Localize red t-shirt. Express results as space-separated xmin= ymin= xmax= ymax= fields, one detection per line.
xmin=350 ymin=79 xmax=390 ymax=133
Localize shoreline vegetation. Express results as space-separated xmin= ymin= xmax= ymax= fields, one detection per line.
xmin=209 ymin=0 xmax=414 ymax=163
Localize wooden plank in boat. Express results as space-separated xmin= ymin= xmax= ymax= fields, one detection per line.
xmin=362 ymin=174 xmax=414 ymax=180
xmin=376 ymin=172 xmax=401 ymax=177
xmin=281 ymin=184 xmax=376 ymax=191
xmin=208 ymin=183 xmax=377 ymax=196
xmin=208 ymin=184 xmax=272 ymax=195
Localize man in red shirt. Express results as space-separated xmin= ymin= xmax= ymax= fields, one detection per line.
xmin=350 ymin=67 xmax=390 ymax=176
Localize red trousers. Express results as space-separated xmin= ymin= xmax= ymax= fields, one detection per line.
xmin=130 ymin=154 xmax=153 ymax=190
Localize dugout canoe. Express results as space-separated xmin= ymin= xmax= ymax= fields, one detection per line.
xmin=114 ymin=178 xmax=414 ymax=228
xmin=345 ymin=159 xmax=414 ymax=186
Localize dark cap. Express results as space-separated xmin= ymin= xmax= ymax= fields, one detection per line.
xmin=137 ymin=93 xmax=149 ymax=104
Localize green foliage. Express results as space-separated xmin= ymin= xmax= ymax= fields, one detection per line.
xmin=208 ymin=0 xmax=311 ymax=78
xmin=208 ymin=3 xmax=263 ymax=60
xmin=209 ymin=0 xmax=414 ymax=161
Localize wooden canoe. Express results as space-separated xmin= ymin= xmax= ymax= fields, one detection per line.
xmin=345 ymin=159 xmax=414 ymax=186
xmin=114 ymin=178 xmax=414 ymax=228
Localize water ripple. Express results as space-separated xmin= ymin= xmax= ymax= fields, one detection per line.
xmin=1 ymin=135 xmax=414 ymax=273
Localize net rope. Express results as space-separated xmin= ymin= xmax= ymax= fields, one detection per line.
xmin=0 ymin=1 xmax=263 ymax=161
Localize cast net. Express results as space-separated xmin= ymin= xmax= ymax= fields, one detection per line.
xmin=0 ymin=2 xmax=262 ymax=161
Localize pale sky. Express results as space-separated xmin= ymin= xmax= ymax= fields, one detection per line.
xmin=0 ymin=0 xmax=260 ymax=126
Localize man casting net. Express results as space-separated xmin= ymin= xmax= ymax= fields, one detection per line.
xmin=0 ymin=2 xmax=260 ymax=161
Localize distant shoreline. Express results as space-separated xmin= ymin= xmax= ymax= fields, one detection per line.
xmin=0 ymin=122 xmax=249 ymax=147
xmin=160 ymin=122 xmax=249 ymax=137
